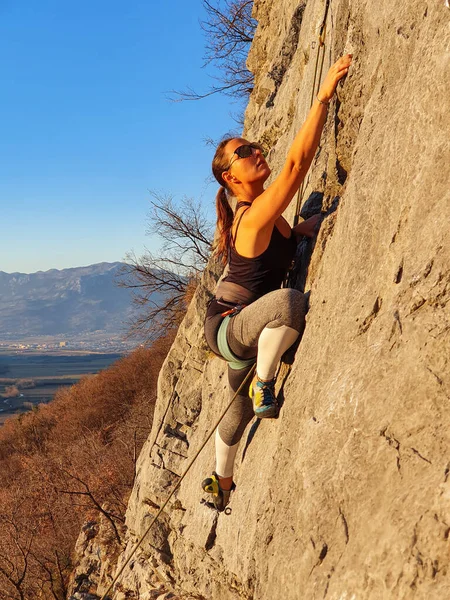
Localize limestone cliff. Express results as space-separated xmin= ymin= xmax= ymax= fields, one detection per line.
xmin=99 ymin=1 xmax=450 ymax=598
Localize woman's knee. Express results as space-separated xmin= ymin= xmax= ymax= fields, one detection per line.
xmin=266 ymin=288 xmax=307 ymax=329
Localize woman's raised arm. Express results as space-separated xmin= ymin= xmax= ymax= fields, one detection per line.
xmin=248 ymin=53 xmax=353 ymax=228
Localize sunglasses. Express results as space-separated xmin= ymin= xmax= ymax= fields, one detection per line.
xmin=226 ymin=143 xmax=266 ymax=170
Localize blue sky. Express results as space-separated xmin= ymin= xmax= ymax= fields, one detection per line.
xmin=0 ymin=1 xmax=245 ymax=274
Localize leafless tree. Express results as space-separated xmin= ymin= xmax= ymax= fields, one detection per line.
xmin=0 ymin=514 xmax=36 ymax=600
xmin=58 ymin=468 xmax=124 ymax=545
xmin=119 ymin=192 xmax=214 ymax=340
xmin=169 ymin=0 xmax=256 ymax=102
xmin=147 ymin=193 xmax=213 ymax=269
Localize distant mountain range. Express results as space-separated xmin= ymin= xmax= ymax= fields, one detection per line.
xmin=0 ymin=262 xmax=142 ymax=339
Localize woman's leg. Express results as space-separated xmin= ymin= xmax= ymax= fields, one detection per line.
xmin=215 ymin=363 xmax=255 ymax=489
xmin=227 ymin=288 xmax=307 ymax=374
xmin=255 ymin=325 xmax=300 ymax=380
xmin=214 ymin=288 xmax=307 ymax=483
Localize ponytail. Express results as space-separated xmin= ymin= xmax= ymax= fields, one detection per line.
xmin=214 ymin=186 xmax=234 ymax=265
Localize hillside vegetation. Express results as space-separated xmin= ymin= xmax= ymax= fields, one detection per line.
xmin=0 ymin=332 xmax=174 ymax=600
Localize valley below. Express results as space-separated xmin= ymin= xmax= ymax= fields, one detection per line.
xmin=0 ymin=351 xmax=123 ymax=424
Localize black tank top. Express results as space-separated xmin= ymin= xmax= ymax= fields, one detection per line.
xmin=222 ymin=201 xmax=297 ymax=299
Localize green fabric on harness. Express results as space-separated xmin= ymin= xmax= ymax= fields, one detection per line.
xmin=217 ymin=315 xmax=255 ymax=371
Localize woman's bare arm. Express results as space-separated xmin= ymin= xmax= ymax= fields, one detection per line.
xmin=246 ymin=53 xmax=353 ymax=229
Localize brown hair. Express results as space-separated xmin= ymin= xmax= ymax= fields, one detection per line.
xmin=212 ymin=137 xmax=236 ymax=264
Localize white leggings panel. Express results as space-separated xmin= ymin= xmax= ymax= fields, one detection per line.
xmin=215 ymin=428 xmax=241 ymax=478
xmin=256 ymin=325 xmax=300 ymax=380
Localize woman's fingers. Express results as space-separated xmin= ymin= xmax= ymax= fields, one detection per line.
xmin=337 ymin=54 xmax=352 ymax=64
xmin=318 ymin=53 xmax=353 ymax=101
xmin=336 ymin=55 xmax=352 ymax=68
xmin=334 ymin=55 xmax=352 ymax=77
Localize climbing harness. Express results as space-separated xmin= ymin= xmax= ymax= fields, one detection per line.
xmin=99 ymin=362 xmax=256 ymax=600
xmin=293 ymin=0 xmax=331 ymax=226
xmin=220 ymin=305 xmax=246 ymax=317
xmin=217 ymin=310 xmax=255 ymax=371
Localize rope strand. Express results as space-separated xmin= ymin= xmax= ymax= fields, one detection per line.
xmin=293 ymin=0 xmax=331 ymax=227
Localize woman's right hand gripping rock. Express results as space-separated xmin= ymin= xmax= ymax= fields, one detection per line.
xmin=318 ymin=53 xmax=353 ymax=103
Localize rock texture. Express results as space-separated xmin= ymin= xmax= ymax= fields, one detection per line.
xmin=68 ymin=517 xmax=123 ymax=600
xmin=99 ymin=1 xmax=450 ymax=598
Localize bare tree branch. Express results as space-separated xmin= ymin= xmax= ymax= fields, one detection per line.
xmin=168 ymin=0 xmax=256 ymax=102
xmin=58 ymin=468 xmax=124 ymax=545
xmin=118 ymin=191 xmax=214 ymax=341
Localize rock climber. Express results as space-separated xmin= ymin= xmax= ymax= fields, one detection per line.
xmin=203 ymin=53 xmax=353 ymax=511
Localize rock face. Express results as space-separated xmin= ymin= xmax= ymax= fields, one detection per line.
xmin=101 ymin=1 xmax=450 ymax=599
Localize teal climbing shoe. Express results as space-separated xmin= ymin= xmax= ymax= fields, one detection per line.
xmin=249 ymin=375 xmax=279 ymax=418
xmin=201 ymin=471 xmax=235 ymax=513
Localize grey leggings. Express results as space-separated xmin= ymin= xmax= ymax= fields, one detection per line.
xmin=218 ymin=288 xmax=307 ymax=446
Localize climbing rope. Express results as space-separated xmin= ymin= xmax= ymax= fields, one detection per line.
xmin=100 ymin=362 xmax=256 ymax=600
xmin=293 ymin=0 xmax=331 ymax=226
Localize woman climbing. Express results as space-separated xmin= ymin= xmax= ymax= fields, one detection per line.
xmin=203 ymin=53 xmax=353 ymax=511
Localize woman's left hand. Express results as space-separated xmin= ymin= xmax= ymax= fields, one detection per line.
xmin=293 ymin=213 xmax=321 ymax=238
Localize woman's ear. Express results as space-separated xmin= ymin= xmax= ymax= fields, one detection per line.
xmin=221 ymin=170 xmax=231 ymax=186
xmin=222 ymin=171 xmax=239 ymax=186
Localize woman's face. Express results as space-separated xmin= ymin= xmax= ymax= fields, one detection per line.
xmin=222 ymin=138 xmax=271 ymax=188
